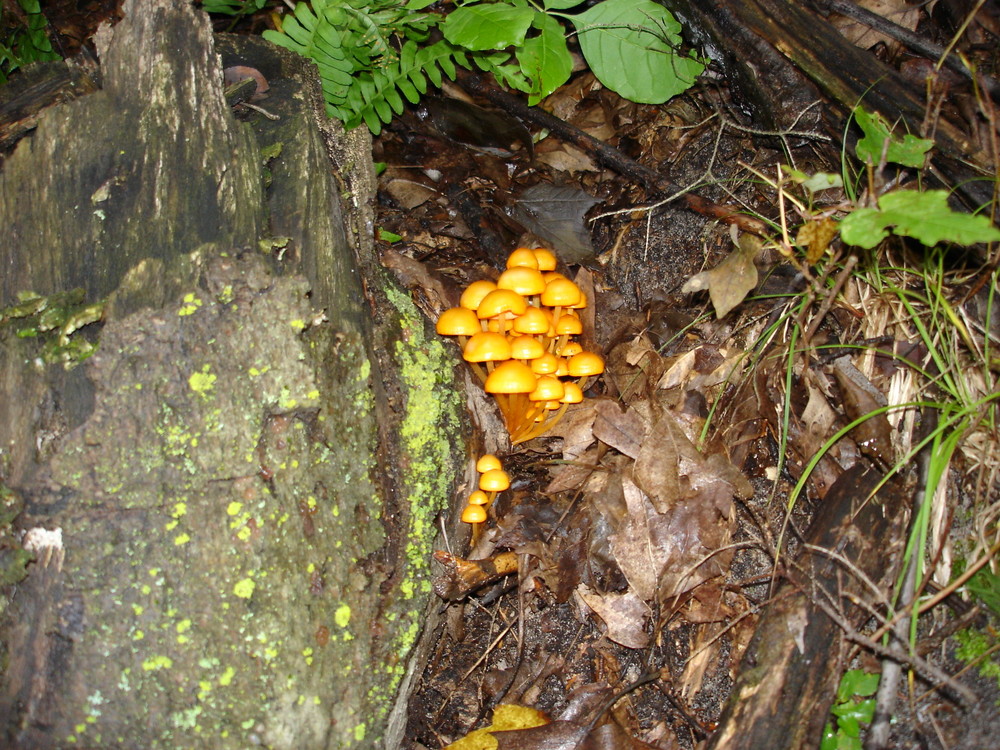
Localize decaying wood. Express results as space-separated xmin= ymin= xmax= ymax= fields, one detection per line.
xmin=0 ymin=56 xmax=100 ymax=153
xmin=707 ymin=466 xmax=910 ymax=750
xmin=0 ymin=1 xmax=467 ymax=748
xmin=432 ymin=550 xmax=519 ymax=600
xmin=670 ymin=0 xmax=996 ymax=213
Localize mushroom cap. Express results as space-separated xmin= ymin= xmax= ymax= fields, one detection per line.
xmin=532 ymin=248 xmax=558 ymax=272
xmin=559 ymin=341 xmax=583 ymax=357
xmin=568 ymin=351 xmax=605 ymax=377
xmin=467 ymin=489 xmax=490 ymax=506
xmin=460 ymin=279 xmax=498 ymax=311
xmin=485 ymin=360 xmax=537 ymax=394
xmin=569 ymin=291 xmax=588 ymax=310
xmin=560 ymin=381 xmax=584 ymax=404
xmin=436 ymin=306 xmax=481 ymax=336
xmin=506 ymin=247 xmax=540 ymax=270
xmin=509 ymin=335 xmax=546 ymax=360
xmin=542 ymin=271 xmax=567 ymax=284
xmin=513 ymin=306 xmax=551 ymax=335
xmin=531 ymin=352 xmax=560 ymax=375
xmin=461 ymin=504 xmax=488 ymax=523
xmin=541 ymin=277 xmax=582 ymax=307
xmin=476 ymin=454 xmax=502 ymax=473
xmin=497 ymin=267 xmax=546 ymax=297
xmin=463 ymin=331 xmax=511 ymax=363
xmin=477 ymin=288 xmax=528 ymax=320
xmin=529 ymin=375 xmax=565 ymax=402
xmin=554 ymin=314 xmax=583 ymax=336
xmin=479 ymin=468 xmax=511 ymax=492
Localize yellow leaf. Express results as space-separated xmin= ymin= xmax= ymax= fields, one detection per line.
xmin=444 ymin=704 xmax=550 ymax=750
xmin=796 ymin=218 xmax=838 ymax=264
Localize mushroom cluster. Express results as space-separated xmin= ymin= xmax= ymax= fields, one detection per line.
xmin=461 ymin=454 xmax=509 ymax=524
xmin=436 ymin=248 xmax=605 ymax=445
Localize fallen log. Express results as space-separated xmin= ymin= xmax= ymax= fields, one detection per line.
xmin=707 ymin=466 xmax=910 ymax=750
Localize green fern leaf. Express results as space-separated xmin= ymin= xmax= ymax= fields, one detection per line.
xmin=266 ymin=1 xmax=474 ymax=133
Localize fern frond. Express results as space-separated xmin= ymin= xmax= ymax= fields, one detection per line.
xmin=264 ymin=1 xmax=474 ymax=134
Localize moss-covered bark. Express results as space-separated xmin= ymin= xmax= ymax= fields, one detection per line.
xmin=0 ymin=1 xmax=466 ymax=747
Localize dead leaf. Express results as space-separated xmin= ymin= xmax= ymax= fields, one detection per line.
xmin=512 ymin=184 xmax=599 ymax=265
xmin=796 ymin=217 xmax=839 ymax=264
xmin=607 ymin=474 xmax=668 ymax=601
xmin=535 ymin=141 xmax=600 ymax=173
xmin=681 ymin=233 xmax=761 ymax=318
xmin=420 ymin=96 xmax=533 ymax=157
xmin=546 ymin=401 xmax=599 ymax=465
xmin=633 ymin=409 xmax=693 ymax=512
xmin=577 ymin=584 xmax=652 ymax=649
xmin=493 ymin=721 xmax=588 ymax=750
xmin=381 ymin=167 xmax=442 ymax=210
xmin=592 ymin=400 xmax=647 ymax=459
xmin=444 ymin=704 xmax=550 ymax=750
xmin=832 ymin=356 xmax=894 ymax=465
xmin=831 ymin=0 xmax=921 ymax=50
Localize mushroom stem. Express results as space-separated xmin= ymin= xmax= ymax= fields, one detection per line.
xmin=514 ymin=402 xmax=568 ymax=444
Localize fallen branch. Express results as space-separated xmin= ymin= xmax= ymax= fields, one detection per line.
xmin=456 ymin=72 xmax=771 ymax=237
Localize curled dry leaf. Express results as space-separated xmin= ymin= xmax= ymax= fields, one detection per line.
xmin=681 ymin=233 xmax=761 ymax=319
xmin=576 ymin=584 xmax=652 ymax=649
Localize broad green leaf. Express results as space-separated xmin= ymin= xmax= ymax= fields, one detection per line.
xmin=841 ymin=190 xmax=1000 ymax=249
xmin=543 ymin=0 xmax=585 ymax=8
xmin=518 ymin=13 xmax=573 ymax=104
xmin=786 ymin=167 xmax=843 ymax=194
xmin=854 ymin=108 xmax=933 ymax=168
xmin=442 ymin=4 xmax=535 ymax=51
xmin=571 ymin=0 xmax=704 ymax=103
xmin=838 ymin=669 xmax=880 ymax=699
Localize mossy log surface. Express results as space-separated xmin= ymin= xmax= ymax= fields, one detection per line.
xmin=0 ymin=2 xmax=466 ymax=748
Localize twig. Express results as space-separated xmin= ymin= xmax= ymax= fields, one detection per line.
xmin=809 ymin=589 xmax=978 ymax=709
xmin=456 ymin=72 xmax=770 ymax=237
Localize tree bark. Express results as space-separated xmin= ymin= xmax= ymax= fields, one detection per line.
xmin=0 ymin=2 xmax=467 ymax=748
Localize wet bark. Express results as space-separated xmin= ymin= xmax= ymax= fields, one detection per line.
xmin=0 ymin=2 xmax=466 ymax=748
xmin=668 ymin=0 xmax=995 ymax=213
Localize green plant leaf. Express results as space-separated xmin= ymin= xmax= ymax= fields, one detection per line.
xmin=543 ymin=0 xmax=585 ymax=9
xmin=838 ymin=669 xmax=880 ymax=700
xmin=570 ymin=0 xmax=703 ymax=103
xmin=518 ymin=12 xmax=573 ymax=104
xmin=442 ymin=3 xmax=535 ymax=51
xmin=966 ymin=567 xmax=1000 ymax=617
xmin=854 ymin=108 xmax=934 ymax=168
xmin=200 ymin=0 xmax=265 ymax=16
xmin=841 ymin=190 xmax=1000 ymax=249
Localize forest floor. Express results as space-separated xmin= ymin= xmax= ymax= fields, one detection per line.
xmin=6 ymin=1 xmax=998 ymax=747
xmin=366 ymin=27 xmax=1000 ymax=750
